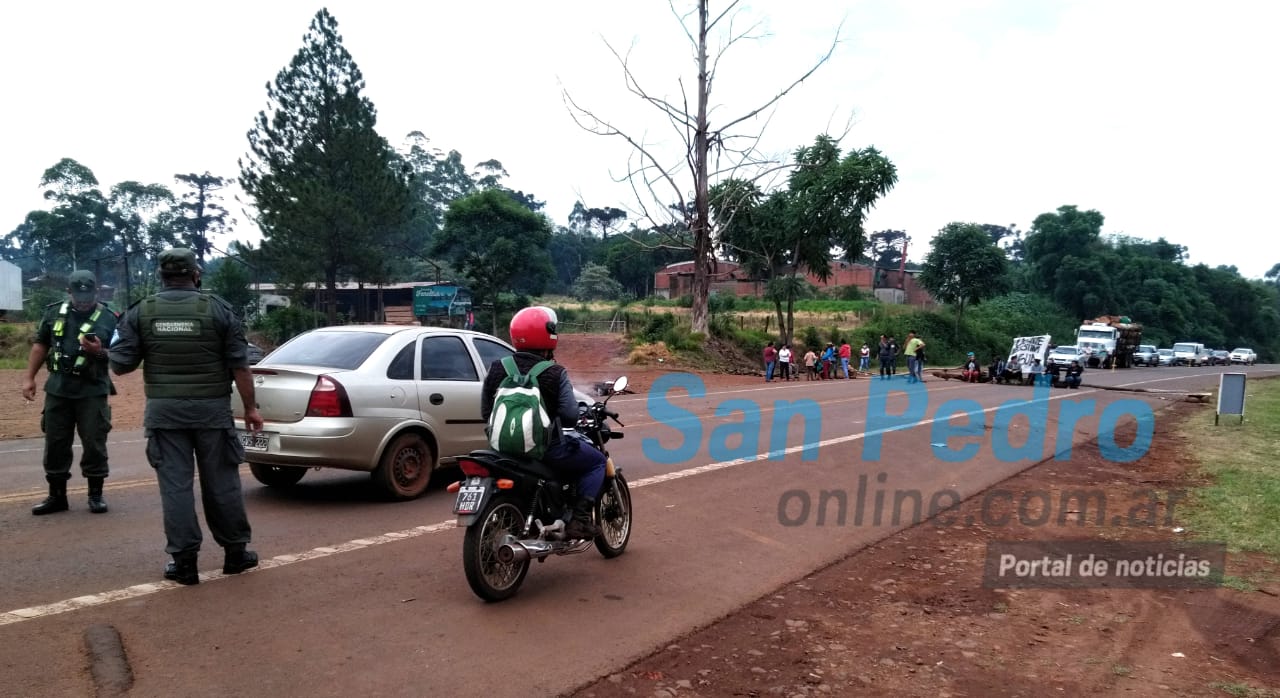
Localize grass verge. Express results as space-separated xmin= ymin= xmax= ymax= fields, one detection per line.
xmin=1180 ymin=377 xmax=1280 ymax=558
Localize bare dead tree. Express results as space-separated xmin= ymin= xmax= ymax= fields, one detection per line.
xmin=563 ymin=0 xmax=841 ymax=334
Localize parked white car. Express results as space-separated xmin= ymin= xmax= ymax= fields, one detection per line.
xmin=1229 ymin=348 xmax=1257 ymax=365
xmin=1047 ymin=345 xmax=1087 ymax=368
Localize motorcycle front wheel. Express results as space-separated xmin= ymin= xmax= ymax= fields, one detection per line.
xmin=463 ymin=494 xmax=530 ymax=602
xmin=594 ymin=474 xmax=632 ymax=558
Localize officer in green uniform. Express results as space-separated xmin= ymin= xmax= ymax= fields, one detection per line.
xmin=22 ymin=270 xmax=118 ymax=515
xmin=109 ymin=247 xmax=263 ymax=586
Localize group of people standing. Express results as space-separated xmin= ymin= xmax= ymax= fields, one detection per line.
xmin=762 ymin=330 xmax=929 ymax=383
xmin=763 ymin=339 xmax=858 ymax=381
xmin=875 ymin=331 xmax=927 ymax=382
xmin=21 ymin=248 xmax=263 ymax=586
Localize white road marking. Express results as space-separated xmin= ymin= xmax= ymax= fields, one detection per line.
xmin=0 ymin=385 xmax=1107 ymax=627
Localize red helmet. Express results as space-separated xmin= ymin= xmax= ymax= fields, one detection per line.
xmin=509 ymin=306 xmax=558 ymax=351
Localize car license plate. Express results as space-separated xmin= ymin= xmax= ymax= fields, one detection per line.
xmin=454 ymin=485 xmax=487 ymax=515
xmin=238 ymin=430 xmax=270 ymax=451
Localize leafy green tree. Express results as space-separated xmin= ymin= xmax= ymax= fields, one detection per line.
xmin=918 ymin=222 xmax=1010 ymax=334
xmin=567 ymin=202 xmax=628 ymax=240
xmin=108 ymin=181 xmax=176 ymax=300
xmin=1265 ymin=263 xmax=1280 ymax=289
xmin=572 ymin=262 xmax=625 ymax=301
xmin=173 ymin=172 xmax=233 ymax=263
xmin=205 ymin=256 xmax=257 ymax=320
xmin=1022 ymin=205 xmax=1105 ymax=295
xmin=712 ymin=135 xmax=897 ymax=345
xmin=239 ymin=9 xmax=413 ymax=324
xmin=602 ymin=226 xmax=689 ymax=298
xmin=36 ymin=158 xmax=113 ymax=274
xmin=548 ymin=227 xmax=601 ymax=293
xmin=865 ymin=229 xmax=907 ymax=272
xmin=431 ymin=189 xmax=554 ymax=332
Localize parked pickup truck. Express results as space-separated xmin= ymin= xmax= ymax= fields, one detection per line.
xmin=1132 ymin=344 xmax=1160 ymax=367
xmin=1229 ymin=348 xmax=1257 ymax=365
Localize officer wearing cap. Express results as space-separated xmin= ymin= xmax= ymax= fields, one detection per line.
xmin=22 ymin=270 xmax=119 ymax=515
xmin=109 ymin=248 xmax=264 ymax=585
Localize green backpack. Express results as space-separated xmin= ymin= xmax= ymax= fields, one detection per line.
xmin=487 ymin=356 xmax=556 ymax=459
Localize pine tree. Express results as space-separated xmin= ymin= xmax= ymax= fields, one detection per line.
xmin=239 ymin=9 xmax=412 ymax=324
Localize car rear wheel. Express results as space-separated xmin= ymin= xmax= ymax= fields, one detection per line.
xmin=248 ymin=462 xmax=308 ymax=488
xmin=373 ymin=433 xmax=435 ymax=500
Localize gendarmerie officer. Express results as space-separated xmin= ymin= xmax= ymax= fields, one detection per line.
xmin=108 ymin=248 xmax=264 ymax=585
xmin=21 ymin=270 xmax=118 ymax=515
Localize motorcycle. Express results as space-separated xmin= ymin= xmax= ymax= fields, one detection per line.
xmin=451 ymin=376 xmax=633 ymax=602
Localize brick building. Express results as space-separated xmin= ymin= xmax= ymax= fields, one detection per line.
xmin=653 ymin=260 xmax=935 ymax=306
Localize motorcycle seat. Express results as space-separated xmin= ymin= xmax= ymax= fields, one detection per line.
xmin=468 ymin=449 xmax=560 ymax=481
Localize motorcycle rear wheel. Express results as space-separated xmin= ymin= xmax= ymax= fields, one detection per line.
xmin=594 ymin=474 xmax=632 ymax=558
xmin=463 ymin=494 xmax=530 ymax=602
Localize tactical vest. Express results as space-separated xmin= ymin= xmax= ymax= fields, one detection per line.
xmin=49 ymin=302 xmax=105 ymax=376
xmin=138 ymin=293 xmax=230 ymax=399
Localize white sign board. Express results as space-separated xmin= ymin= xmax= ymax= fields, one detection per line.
xmin=0 ymin=260 xmax=21 ymax=311
xmin=1216 ymin=372 xmax=1247 ymax=425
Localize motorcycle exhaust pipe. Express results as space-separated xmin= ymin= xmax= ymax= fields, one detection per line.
xmin=496 ymin=538 xmax=557 ymax=563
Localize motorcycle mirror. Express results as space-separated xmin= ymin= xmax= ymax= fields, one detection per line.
xmin=612 ymin=376 xmax=629 ymax=394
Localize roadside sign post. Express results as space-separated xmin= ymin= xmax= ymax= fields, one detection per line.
xmin=1215 ymin=372 xmax=1247 ymax=425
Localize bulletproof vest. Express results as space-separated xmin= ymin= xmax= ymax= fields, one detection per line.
xmin=138 ymin=292 xmax=229 ymax=399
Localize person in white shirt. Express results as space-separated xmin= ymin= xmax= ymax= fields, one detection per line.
xmin=778 ymin=344 xmax=793 ymax=381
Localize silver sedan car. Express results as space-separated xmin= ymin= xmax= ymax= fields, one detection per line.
xmin=232 ymin=325 xmax=527 ymax=500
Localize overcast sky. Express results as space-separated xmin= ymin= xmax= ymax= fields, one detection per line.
xmin=4 ymin=1 xmax=1278 ymax=278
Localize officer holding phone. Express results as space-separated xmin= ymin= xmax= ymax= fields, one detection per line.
xmin=22 ymin=270 xmax=119 ymax=515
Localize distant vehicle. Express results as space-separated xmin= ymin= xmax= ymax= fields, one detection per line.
xmin=1132 ymin=344 xmax=1159 ymax=367
xmin=1207 ymin=349 xmax=1231 ymax=366
xmin=1171 ymin=342 xmax=1207 ymax=367
xmin=1229 ymin=348 xmax=1257 ymax=365
xmin=1157 ymin=348 xmax=1176 ymax=366
xmin=1047 ymin=345 xmax=1086 ymax=368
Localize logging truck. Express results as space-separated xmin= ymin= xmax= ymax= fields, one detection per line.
xmin=1074 ymin=316 xmax=1143 ymax=368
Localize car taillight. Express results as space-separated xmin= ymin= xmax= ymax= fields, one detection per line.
xmin=305 ymin=375 xmax=353 ymax=417
xmin=458 ymin=458 xmax=490 ymax=478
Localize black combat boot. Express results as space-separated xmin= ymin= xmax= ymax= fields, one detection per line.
xmin=222 ymin=544 xmax=259 ymax=575
xmin=87 ymin=477 xmax=108 ymax=514
xmin=32 ymin=479 xmax=69 ymax=516
xmin=163 ymin=553 xmax=200 ymax=585
xmin=563 ymin=497 xmax=600 ymax=541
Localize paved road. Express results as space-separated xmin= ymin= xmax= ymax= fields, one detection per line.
xmin=0 ymin=365 xmax=1274 ymax=697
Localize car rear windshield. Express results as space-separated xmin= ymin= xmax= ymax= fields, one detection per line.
xmin=1172 ymin=343 xmax=1197 ymax=353
xmin=267 ymin=331 xmax=388 ymax=370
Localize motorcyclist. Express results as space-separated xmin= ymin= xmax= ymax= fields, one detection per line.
xmin=480 ymin=306 xmax=605 ymax=540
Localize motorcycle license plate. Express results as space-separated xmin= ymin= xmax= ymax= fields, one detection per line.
xmin=454 ymin=485 xmax=487 ymax=515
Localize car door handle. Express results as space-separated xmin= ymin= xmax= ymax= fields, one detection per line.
xmin=429 ymin=393 xmax=444 ymax=405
